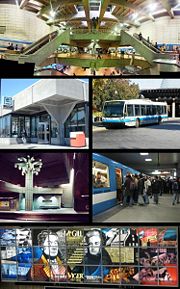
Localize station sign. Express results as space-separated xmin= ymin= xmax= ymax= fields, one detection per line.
xmin=3 ymin=96 xmax=13 ymax=108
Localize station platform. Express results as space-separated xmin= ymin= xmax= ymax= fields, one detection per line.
xmin=93 ymin=195 xmax=180 ymax=223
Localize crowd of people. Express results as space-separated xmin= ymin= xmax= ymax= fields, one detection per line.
xmin=123 ymin=173 xmax=180 ymax=207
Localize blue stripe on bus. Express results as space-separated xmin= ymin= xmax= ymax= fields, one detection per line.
xmin=93 ymin=199 xmax=117 ymax=215
xmin=102 ymin=115 xmax=168 ymax=123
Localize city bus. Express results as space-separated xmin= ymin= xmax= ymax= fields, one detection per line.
xmin=102 ymin=99 xmax=168 ymax=128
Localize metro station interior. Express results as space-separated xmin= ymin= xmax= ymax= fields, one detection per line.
xmin=0 ymin=152 xmax=89 ymax=222
xmin=93 ymin=152 xmax=180 ymax=223
xmin=1 ymin=0 xmax=180 ymax=75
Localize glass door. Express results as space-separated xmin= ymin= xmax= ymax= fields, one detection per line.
xmin=37 ymin=122 xmax=50 ymax=143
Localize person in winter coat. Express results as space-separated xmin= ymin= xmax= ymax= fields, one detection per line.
xmin=143 ymin=177 xmax=151 ymax=204
xmin=151 ymin=176 xmax=160 ymax=204
xmin=123 ymin=172 xmax=134 ymax=207
xmin=172 ymin=178 xmax=179 ymax=205
xmin=137 ymin=174 xmax=145 ymax=205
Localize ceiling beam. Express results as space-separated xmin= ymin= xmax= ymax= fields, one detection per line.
xmin=159 ymin=0 xmax=174 ymax=18
xmin=38 ymin=0 xmax=81 ymax=17
xmin=116 ymin=16 xmax=140 ymax=28
xmin=97 ymin=0 xmax=110 ymax=30
xmin=82 ymin=0 xmax=91 ymax=31
xmin=20 ymin=0 xmax=30 ymax=9
xmin=46 ymin=14 xmax=76 ymax=25
xmin=110 ymin=0 xmax=137 ymax=11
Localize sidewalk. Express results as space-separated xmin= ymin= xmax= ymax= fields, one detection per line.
xmin=0 ymin=143 xmax=89 ymax=149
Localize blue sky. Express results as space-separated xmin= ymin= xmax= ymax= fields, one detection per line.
xmin=0 ymin=78 xmax=88 ymax=102
xmin=130 ymin=79 xmax=163 ymax=89
xmin=1 ymin=79 xmax=40 ymax=97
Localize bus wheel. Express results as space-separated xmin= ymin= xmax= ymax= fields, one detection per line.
xmin=135 ymin=119 xmax=140 ymax=128
xmin=158 ymin=116 xmax=162 ymax=124
xmin=105 ymin=125 xmax=111 ymax=129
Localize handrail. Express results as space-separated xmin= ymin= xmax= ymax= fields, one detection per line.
xmin=71 ymin=28 xmax=113 ymax=34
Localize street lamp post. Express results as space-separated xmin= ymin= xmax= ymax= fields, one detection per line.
xmin=15 ymin=155 xmax=43 ymax=211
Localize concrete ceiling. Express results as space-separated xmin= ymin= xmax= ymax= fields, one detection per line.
xmin=0 ymin=152 xmax=75 ymax=187
xmin=100 ymin=152 xmax=180 ymax=176
xmin=2 ymin=0 xmax=179 ymax=28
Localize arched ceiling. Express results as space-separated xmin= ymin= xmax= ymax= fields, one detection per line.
xmin=1 ymin=0 xmax=180 ymax=29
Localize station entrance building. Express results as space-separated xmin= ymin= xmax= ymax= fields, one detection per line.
xmin=0 ymin=79 xmax=89 ymax=146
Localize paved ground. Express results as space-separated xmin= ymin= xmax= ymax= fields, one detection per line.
xmin=93 ymin=195 xmax=180 ymax=223
xmin=0 ymin=143 xmax=88 ymax=149
xmin=93 ymin=119 xmax=180 ymax=149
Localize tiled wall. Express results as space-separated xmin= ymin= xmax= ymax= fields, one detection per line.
xmin=0 ymin=4 xmax=56 ymax=42
xmin=130 ymin=16 xmax=180 ymax=44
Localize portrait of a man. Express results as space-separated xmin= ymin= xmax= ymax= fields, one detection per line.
xmin=28 ymin=230 xmax=69 ymax=282
xmin=72 ymin=229 xmax=112 ymax=281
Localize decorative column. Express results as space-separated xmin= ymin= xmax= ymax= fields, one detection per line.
xmin=14 ymin=156 xmax=43 ymax=211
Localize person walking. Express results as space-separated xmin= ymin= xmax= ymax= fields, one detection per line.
xmin=137 ymin=174 xmax=145 ymax=205
xmin=151 ymin=176 xmax=160 ymax=204
xmin=172 ymin=178 xmax=179 ymax=205
xmin=133 ymin=174 xmax=139 ymax=204
xmin=143 ymin=177 xmax=151 ymax=204
xmin=123 ymin=172 xmax=134 ymax=207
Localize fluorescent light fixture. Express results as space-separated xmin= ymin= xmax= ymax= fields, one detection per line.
xmin=173 ymin=4 xmax=180 ymax=9
xmin=145 ymin=158 xmax=152 ymax=161
xmin=50 ymin=10 xmax=56 ymax=18
xmin=174 ymin=171 xmax=177 ymax=177
xmin=149 ymin=3 xmax=157 ymax=12
xmin=132 ymin=12 xmax=138 ymax=20
xmin=15 ymin=0 xmax=19 ymax=7
xmin=140 ymin=153 xmax=149 ymax=156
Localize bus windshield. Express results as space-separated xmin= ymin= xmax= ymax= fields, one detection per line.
xmin=103 ymin=101 xmax=125 ymax=117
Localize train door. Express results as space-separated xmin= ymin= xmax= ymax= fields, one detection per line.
xmin=115 ymin=168 xmax=123 ymax=203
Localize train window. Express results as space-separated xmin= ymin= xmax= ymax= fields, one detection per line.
xmin=135 ymin=105 xmax=140 ymax=116
xmin=127 ymin=105 xmax=134 ymax=116
xmin=93 ymin=161 xmax=110 ymax=188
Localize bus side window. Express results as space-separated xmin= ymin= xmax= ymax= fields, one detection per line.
xmin=127 ymin=105 xmax=134 ymax=116
xmin=152 ymin=106 xmax=156 ymax=115
xmin=141 ymin=105 xmax=146 ymax=115
xmin=146 ymin=105 xmax=151 ymax=115
xmin=135 ymin=105 xmax=140 ymax=116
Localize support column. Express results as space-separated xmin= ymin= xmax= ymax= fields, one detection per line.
xmin=25 ymin=171 xmax=33 ymax=211
xmin=172 ymin=101 xmax=176 ymax=118
xmin=176 ymin=163 xmax=180 ymax=178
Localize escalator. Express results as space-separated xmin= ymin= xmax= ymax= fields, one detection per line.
xmin=120 ymin=30 xmax=170 ymax=64
xmin=21 ymin=31 xmax=58 ymax=55
xmin=5 ymin=29 xmax=70 ymax=66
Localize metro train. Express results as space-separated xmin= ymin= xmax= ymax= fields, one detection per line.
xmin=93 ymin=153 xmax=140 ymax=216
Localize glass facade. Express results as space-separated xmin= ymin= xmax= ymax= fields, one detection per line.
xmin=64 ymin=102 xmax=89 ymax=138
xmin=0 ymin=103 xmax=88 ymax=142
xmin=0 ymin=114 xmax=11 ymax=137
